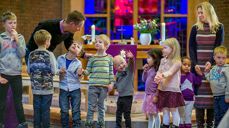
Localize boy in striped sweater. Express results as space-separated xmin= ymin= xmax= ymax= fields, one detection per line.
xmin=84 ymin=34 xmax=114 ymax=128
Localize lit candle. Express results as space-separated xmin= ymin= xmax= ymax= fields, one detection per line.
xmin=161 ymin=22 xmax=166 ymax=41
xmin=91 ymin=25 xmax=95 ymax=42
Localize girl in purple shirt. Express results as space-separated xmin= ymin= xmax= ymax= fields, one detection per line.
xmin=179 ymin=57 xmax=203 ymax=128
xmin=142 ymin=49 xmax=162 ymax=128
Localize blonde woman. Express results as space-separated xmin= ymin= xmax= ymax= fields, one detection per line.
xmin=154 ymin=38 xmax=185 ymax=128
xmin=189 ymin=2 xmax=224 ymax=128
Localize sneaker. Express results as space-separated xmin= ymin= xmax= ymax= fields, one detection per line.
xmin=17 ymin=122 xmax=28 ymax=128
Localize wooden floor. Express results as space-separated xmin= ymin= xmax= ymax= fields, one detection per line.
xmin=23 ymin=92 xmax=199 ymax=128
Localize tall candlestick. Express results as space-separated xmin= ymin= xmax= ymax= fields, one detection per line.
xmin=161 ymin=22 xmax=166 ymax=41
xmin=91 ymin=25 xmax=95 ymax=43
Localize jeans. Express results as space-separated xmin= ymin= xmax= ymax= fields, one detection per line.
xmin=115 ymin=96 xmax=133 ymax=128
xmin=195 ymin=108 xmax=214 ymax=128
xmin=59 ymin=89 xmax=81 ymax=128
xmin=86 ymin=86 xmax=108 ymax=127
xmin=33 ymin=94 xmax=52 ymax=128
xmin=0 ymin=75 xmax=26 ymax=124
xmin=214 ymin=95 xmax=229 ymax=128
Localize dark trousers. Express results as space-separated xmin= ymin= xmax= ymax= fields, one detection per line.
xmin=195 ymin=108 xmax=214 ymax=128
xmin=33 ymin=94 xmax=52 ymax=128
xmin=0 ymin=74 xmax=25 ymax=124
xmin=115 ymin=96 xmax=133 ymax=128
xmin=214 ymin=96 xmax=229 ymax=128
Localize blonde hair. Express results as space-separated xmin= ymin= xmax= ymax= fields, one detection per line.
xmin=214 ymin=45 xmax=227 ymax=55
xmin=1 ymin=11 xmax=16 ymax=22
xmin=195 ymin=2 xmax=220 ymax=33
xmin=162 ymin=38 xmax=181 ymax=62
xmin=33 ymin=29 xmax=52 ymax=46
xmin=113 ymin=55 xmax=125 ymax=67
xmin=96 ymin=34 xmax=111 ymax=48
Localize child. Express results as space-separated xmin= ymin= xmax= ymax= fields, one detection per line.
xmin=204 ymin=46 xmax=229 ymax=128
xmin=83 ymin=34 xmax=114 ymax=128
xmin=113 ymin=51 xmax=135 ymax=128
xmin=179 ymin=57 xmax=203 ymax=128
xmin=142 ymin=49 xmax=162 ymax=128
xmin=0 ymin=11 xmax=27 ymax=128
xmin=57 ymin=41 xmax=83 ymax=128
xmin=27 ymin=29 xmax=57 ymax=128
xmin=154 ymin=38 xmax=185 ymax=128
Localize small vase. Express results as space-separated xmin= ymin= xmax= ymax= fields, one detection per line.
xmin=139 ymin=33 xmax=151 ymax=45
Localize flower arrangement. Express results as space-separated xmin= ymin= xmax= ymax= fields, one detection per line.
xmin=133 ymin=19 xmax=158 ymax=34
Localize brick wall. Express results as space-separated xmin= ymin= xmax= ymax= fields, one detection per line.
xmin=210 ymin=0 xmax=229 ymax=54
xmin=0 ymin=0 xmax=70 ymax=56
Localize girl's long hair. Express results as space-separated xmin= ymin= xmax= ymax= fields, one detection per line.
xmin=195 ymin=2 xmax=221 ymax=33
xmin=162 ymin=38 xmax=181 ymax=62
xmin=147 ymin=48 xmax=162 ymax=71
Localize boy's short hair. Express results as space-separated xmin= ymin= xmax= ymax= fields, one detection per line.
xmin=96 ymin=34 xmax=111 ymax=47
xmin=214 ymin=45 xmax=227 ymax=55
xmin=113 ymin=55 xmax=125 ymax=67
xmin=33 ymin=29 xmax=52 ymax=46
xmin=66 ymin=10 xmax=86 ymax=25
xmin=1 ymin=11 xmax=16 ymax=22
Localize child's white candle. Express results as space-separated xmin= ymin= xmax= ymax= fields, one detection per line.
xmin=91 ymin=25 xmax=95 ymax=42
xmin=161 ymin=23 xmax=166 ymax=41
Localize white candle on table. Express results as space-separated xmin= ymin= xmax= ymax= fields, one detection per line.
xmin=91 ymin=25 xmax=95 ymax=42
xmin=161 ymin=22 xmax=166 ymax=41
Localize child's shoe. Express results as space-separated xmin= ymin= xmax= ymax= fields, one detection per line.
xmin=16 ymin=122 xmax=28 ymax=128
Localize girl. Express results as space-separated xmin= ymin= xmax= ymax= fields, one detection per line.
xmin=179 ymin=57 xmax=203 ymax=128
xmin=154 ymin=38 xmax=185 ymax=128
xmin=142 ymin=49 xmax=162 ymax=128
xmin=189 ymin=2 xmax=224 ymax=127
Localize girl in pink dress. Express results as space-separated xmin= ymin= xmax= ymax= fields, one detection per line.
xmin=154 ymin=38 xmax=185 ymax=128
xmin=142 ymin=49 xmax=162 ymax=128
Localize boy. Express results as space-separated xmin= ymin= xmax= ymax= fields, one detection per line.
xmin=26 ymin=10 xmax=85 ymax=63
xmin=84 ymin=34 xmax=114 ymax=128
xmin=204 ymin=45 xmax=229 ymax=128
xmin=113 ymin=51 xmax=134 ymax=128
xmin=57 ymin=41 xmax=83 ymax=128
xmin=0 ymin=11 xmax=27 ymax=128
xmin=27 ymin=29 xmax=57 ymax=128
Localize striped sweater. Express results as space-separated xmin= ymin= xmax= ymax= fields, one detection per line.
xmin=84 ymin=54 xmax=114 ymax=87
xmin=189 ymin=23 xmax=224 ymax=108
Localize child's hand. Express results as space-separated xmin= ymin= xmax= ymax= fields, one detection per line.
xmin=195 ymin=65 xmax=203 ymax=76
xmin=204 ymin=62 xmax=211 ymax=72
xmin=143 ymin=64 xmax=149 ymax=72
xmin=154 ymin=72 xmax=163 ymax=84
xmin=225 ymin=98 xmax=229 ymax=103
xmin=0 ymin=76 xmax=8 ymax=84
xmin=11 ymin=29 xmax=19 ymax=43
xmin=152 ymin=96 xmax=158 ymax=103
xmin=77 ymin=68 xmax=84 ymax=76
xmin=59 ymin=67 xmax=66 ymax=80
xmin=126 ymin=51 xmax=134 ymax=59
xmin=107 ymin=84 xmax=114 ymax=92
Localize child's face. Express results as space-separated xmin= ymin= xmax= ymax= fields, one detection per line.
xmin=114 ymin=57 xmax=127 ymax=72
xmin=214 ymin=53 xmax=227 ymax=66
xmin=147 ymin=55 xmax=154 ymax=67
xmin=95 ymin=37 xmax=106 ymax=50
xmin=181 ymin=58 xmax=191 ymax=74
xmin=69 ymin=42 xmax=82 ymax=55
xmin=45 ymin=38 xmax=51 ymax=48
xmin=3 ymin=19 xmax=17 ymax=33
xmin=162 ymin=44 xmax=172 ymax=58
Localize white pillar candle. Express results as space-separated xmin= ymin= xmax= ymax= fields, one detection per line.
xmin=91 ymin=25 xmax=95 ymax=42
xmin=161 ymin=22 xmax=166 ymax=41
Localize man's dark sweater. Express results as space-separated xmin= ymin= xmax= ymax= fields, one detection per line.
xmin=27 ymin=19 xmax=73 ymax=52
